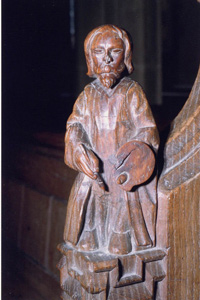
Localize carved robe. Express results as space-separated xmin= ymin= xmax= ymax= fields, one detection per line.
xmin=64 ymin=77 xmax=159 ymax=254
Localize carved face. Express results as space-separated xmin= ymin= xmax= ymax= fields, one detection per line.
xmin=91 ymin=31 xmax=125 ymax=88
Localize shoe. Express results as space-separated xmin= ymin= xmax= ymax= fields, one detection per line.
xmin=78 ymin=229 xmax=99 ymax=251
xmin=108 ymin=231 xmax=132 ymax=255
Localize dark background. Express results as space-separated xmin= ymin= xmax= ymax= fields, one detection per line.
xmin=2 ymin=2 xmax=200 ymax=299
xmin=3 ymin=0 xmax=74 ymax=137
xmin=2 ymin=0 xmax=200 ymax=142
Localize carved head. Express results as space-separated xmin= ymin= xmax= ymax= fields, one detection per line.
xmin=84 ymin=24 xmax=133 ymax=88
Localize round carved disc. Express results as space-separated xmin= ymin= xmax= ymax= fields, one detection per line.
xmin=114 ymin=141 xmax=155 ymax=191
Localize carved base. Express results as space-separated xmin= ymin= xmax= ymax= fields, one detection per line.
xmin=57 ymin=243 xmax=166 ymax=300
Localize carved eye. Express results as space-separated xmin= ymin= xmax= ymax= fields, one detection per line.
xmin=112 ymin=49 xmax=123 ymax=54
xmin=93 ymin=48 xmax=104 ymax=55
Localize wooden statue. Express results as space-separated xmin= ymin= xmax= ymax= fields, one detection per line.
xmin=58 ymin=25 xmax=166 ymax=300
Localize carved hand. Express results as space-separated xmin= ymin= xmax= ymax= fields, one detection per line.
xmin=115 ymin=149 xmax=134 ymax=185
xmin=74 ymin=144 xmax=99 ymax=180
xmin=114 ymin=141 xmax=155 ymax=191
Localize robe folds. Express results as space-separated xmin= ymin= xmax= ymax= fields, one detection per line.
xmin=64 ymin=76 xmax=159 ymax=254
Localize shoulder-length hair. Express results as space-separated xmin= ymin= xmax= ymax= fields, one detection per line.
xmin=84 ymin=24 xmax=133 ymax=77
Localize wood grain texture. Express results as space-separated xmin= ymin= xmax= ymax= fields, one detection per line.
xmin=58 ymin=243 xmax=166 ymax=300
xmin=58 ymin=25 xmax=163 ymax=300
xmin=157 ymin=67 xmax=200 ymax=299
xmin=63 ymin=25 xmax=159 ymax=255
xmin=58 ymin=22 xmax=200 ymax=299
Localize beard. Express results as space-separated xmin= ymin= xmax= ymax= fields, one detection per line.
xmin=98 ymin=73 xmax=117 ymax=89
xmin=96 ymin=62 xmax=125 ymax=89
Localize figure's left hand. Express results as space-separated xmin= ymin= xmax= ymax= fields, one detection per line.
xmin=114 ymin=141 xmax=155 ymax=191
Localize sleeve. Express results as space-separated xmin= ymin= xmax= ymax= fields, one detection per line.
xmin=127 ymin=82 xmax=159 ymax=153
xmin=64 ymin=90 xmax=92 ymax=171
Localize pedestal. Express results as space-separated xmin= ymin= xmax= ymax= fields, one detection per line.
xmin=57 ymin=243 xmax=166 ymax=300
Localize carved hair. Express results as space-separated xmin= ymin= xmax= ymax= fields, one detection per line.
xmin=84 ymin=24 xmax=133 ymax=77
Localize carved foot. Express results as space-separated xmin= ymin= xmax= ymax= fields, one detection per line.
xmin=108 ymin=231 xmax=132 ymax=255
xmin=78 ymin=229 xmax=99 ymax=251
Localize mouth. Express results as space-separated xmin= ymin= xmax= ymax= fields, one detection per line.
xmin=97 ymin=65 xmax=115 ymax=74
xmin=100 ymin=71 xmax=116 ymax=76
xmin=96 ymin=63 xmax=125 ymax=77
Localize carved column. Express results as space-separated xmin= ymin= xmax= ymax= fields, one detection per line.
xmin=157 ymin=67 xmax=200 ymax=299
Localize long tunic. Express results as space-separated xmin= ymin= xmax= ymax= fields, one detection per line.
xmin=64 ymin=77 xmax=159 ymax=254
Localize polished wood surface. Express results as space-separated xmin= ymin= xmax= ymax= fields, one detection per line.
xmin=58 ymin=25 xmax=165 ymax=300
xmin=157 ymin=67 xmax=200 ymax=299
xmin=58 ymin=24 xmax=200 ymax=300
xmin=63 ymin=25 xmax=159 ymax=254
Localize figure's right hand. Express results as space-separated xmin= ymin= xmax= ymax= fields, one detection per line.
xmin=74 ymin=144 xmax=99 ymax=180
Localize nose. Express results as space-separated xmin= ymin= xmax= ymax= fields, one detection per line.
xmin=103 ymin=52 xmax=113 ymax=64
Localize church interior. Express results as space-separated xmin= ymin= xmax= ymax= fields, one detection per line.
xmin=2 ymin=0 xmax=200 ymax=299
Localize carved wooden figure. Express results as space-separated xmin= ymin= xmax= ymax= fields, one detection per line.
xmin=58 ymin=25 xmax=166 ymax=300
